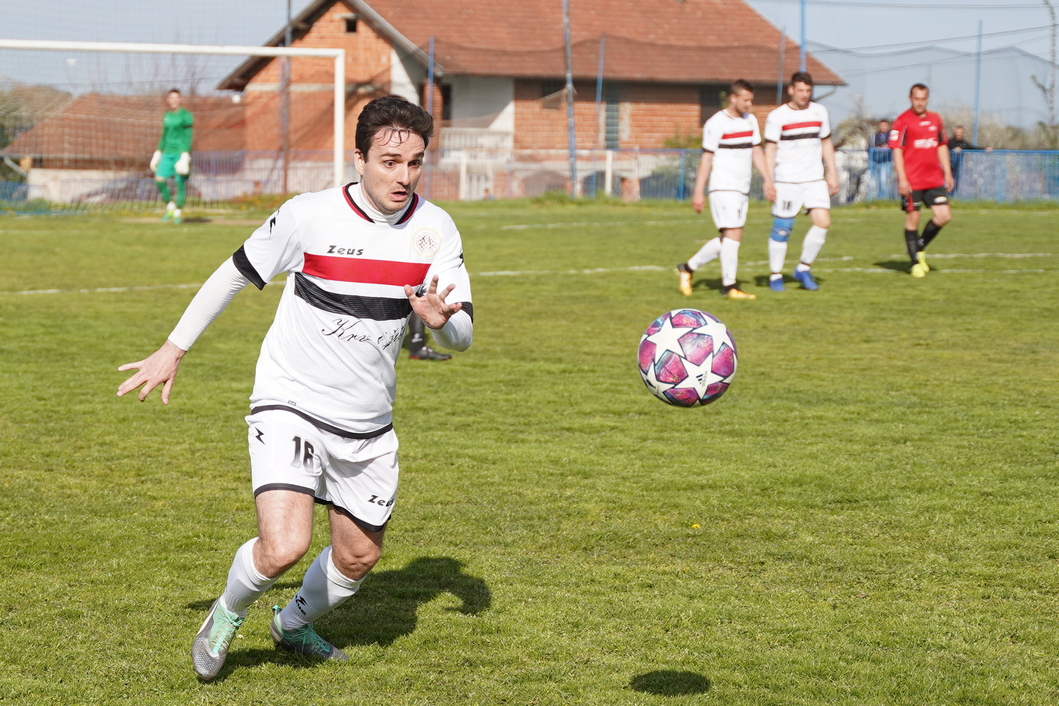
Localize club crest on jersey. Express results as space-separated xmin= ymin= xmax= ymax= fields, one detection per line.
xmin=412 ymin=228 xmax=441 ymax=258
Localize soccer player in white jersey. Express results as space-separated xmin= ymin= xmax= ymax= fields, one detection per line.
xmin=116 ymin=96 xmax=473 ymax=680
xmin=678 ymin=79 xmax=775 ymax=300
xmin=763 ymin=71 xmax=839 ymax=291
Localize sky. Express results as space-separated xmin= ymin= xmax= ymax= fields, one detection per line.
xmin=3 ymin=0 xmax=1057 ymax=123
xmin=5 ymin=0 xmax=1055 ymax=64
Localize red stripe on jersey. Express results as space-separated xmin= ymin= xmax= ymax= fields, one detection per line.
xmin=302 ymin=254 xmax=430 ymax=286
xmin=781 ymin=121 xmax=823 ymax=131
xmin=721 ymin=130 xmax=754 ymax=140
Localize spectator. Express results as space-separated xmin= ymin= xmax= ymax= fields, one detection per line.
xmin=948 ymin=125 xmax=990 ymax=195
xmin=870 ymin=119 xmax=893 ymax=199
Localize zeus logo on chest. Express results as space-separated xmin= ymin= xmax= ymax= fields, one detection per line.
xmin=326 ymin=245 xmax=364 ymax=256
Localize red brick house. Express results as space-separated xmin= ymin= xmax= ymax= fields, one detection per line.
xmin=220 ymin=0 xmax=842 ymax=154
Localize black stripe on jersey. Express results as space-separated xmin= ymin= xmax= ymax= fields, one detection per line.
xmin=233 ymin=246 xmax=267 ymax=290
xmin=780 ymin=132 xmax=821 ymax=141
xmin=702 ymin=148 xmax=714 ymax=153
xmin=460 ymin=302 xmax=474 ymax=322
xmin=251 ymin=404 xmax=394 ymax=439
xmin=295 ymin=272 xmax=412 ymax=320
xmin=717 ymin=142 xmax=754 ymax=149
xmin=396 ymin=193 xmax=419 ymax=224
xmin=343 ymin=183 xmax=375 ymax=222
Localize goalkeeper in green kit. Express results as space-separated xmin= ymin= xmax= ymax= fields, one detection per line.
xmin=151 ymin=89 xmax=193 ymax=224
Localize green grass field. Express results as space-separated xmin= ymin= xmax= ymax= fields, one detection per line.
xmin=1 ymin=200 xmax=1057 ymax=704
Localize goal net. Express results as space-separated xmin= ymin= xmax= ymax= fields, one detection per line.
xmin=0 ymin=40 xmax=345 ymax=213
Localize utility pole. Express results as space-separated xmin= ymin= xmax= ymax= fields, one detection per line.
xmin=799 ymin=0 xmax=806 ymax=72
xmin=281 ymin=0 xmax=292 ymax=194
xmin=973 ymin=20 xmax=983 ymax=145
xmin=563 ymin=0 xmax=577 ymax=196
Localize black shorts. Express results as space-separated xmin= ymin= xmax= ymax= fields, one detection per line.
xmin=901 ymin=187 xmax=949 ymax=212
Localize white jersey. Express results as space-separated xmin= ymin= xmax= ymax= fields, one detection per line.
xmin=234 ymin=183 xmax=472 ymax=437
xmin=764 ymin=101 xmax=831 ymax=183
xmin=701 ymin=109 xmax=761 ymax=194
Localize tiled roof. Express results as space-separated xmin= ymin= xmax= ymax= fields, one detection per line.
xmin=359 ymin=0 xmax=841 ymax=84
xmin=3 ymin=94 xmax=244 ymax=165
xmin=221 ymin=0 xmax=840 ymax=89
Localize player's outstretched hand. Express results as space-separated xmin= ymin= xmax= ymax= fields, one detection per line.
xmin=116 ymin=339 xmax=186 ymax=405
xmin=405 ymin=276 xmax=462 ymax=329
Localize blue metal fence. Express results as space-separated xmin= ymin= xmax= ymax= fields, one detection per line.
xmin=4 ymin=147 xmax=1059 ymax=209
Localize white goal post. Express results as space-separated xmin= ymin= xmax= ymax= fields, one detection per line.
xmin=0 ymin=38 xmax=347 ymax=188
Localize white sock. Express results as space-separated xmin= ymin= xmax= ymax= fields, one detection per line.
xmin=166 ymin=201 xmax=176 ymax=212
xmin=278 ymin=546 xmax=363 ymax=631
xmin=720 ymin=238 xmax=741 ymax=287
xmin=686 ymin=237 xmax=722 ymax=271
xmin=768 ymin=238 xmax=788 ymax=275
xmin=174 ymin=208 xmax=182 ymax=218
xmin=221 ymin=537 xmax=279 ymax=616
xmin=798 ymin=226 xmax=828 ymax=267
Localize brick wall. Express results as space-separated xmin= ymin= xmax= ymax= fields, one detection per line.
xmin=512 ymin=80 xmax=776 ymax=151
xmin=242 ymin=3 xmax=393 ymax=151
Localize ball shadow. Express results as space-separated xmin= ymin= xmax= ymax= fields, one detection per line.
xmin=629 ymin=670 xmax=711 ymax=696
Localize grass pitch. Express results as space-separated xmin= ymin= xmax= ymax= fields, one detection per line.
xmin=1 ymin=200 xmax=1057 ymax=704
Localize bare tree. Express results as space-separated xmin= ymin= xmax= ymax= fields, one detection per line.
xmin=1031 ymin=0 xmax=1058 ymax=148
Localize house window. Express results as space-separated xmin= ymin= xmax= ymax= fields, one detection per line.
xmin=699 ymin=84 xmax=727 ymax=125
xmin=345 ymin=18 xmax=358 ymax=33
xmin=605 ymin=84 xmax=621 ymax=149
xmin=541 ymin=79 xmax=564 ymax=98
xmin=441 ymin=84 xmax=452 ymax=121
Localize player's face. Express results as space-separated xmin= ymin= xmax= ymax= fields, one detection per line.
xmin=166 ymin=92 xmax=180 ymax=110
xmin=954 ymin=127 xmax=965 ymax=140
xmin=354 ymin=127 xmax=426 ymax=215
xmin=731 ymin=89 xmax=754 ymax=115
xmin=787 ymin=81 xmax=812 ymax=109
xmin=910 ymin=88 xmax=929 ymax=115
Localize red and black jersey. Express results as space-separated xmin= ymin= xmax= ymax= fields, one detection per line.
xmin=889 ymin=109 xmax=948 ymax=191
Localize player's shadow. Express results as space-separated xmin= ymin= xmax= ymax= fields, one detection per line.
xmin=752 ymin=273 xmax=825 ymax=288
xmin=178 ymin=216 xmax=212 ymax=224
xmin=875 ymin=259 xmax=917 ymax=274
xmin=188 ymin=557 xmax=489 ymax=680
xmin=629 ymin=670 xmax=711 ymax=696
xmin=327 ymin=556 xmax=491 ymax=647
xmin=692 ymin=276 xmax=725 ymax=293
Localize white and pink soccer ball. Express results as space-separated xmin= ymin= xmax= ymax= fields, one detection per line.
xmin=637 ymin=309 xmax=737 ymax=407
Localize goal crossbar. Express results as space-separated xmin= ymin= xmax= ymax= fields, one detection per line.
xmin=0 ymin=39 xmax=347 ymax=188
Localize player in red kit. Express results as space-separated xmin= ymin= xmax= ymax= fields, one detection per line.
xmin=889 ymin=83 xmax=954 ymax=279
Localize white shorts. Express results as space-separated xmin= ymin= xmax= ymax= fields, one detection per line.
xmin=246 ymin=408 xmax=399 ymax=532
xmin=708 ymin=191 xmax=749 ymax=230
xmin=772 ymin=180 xmax=831 ymax=218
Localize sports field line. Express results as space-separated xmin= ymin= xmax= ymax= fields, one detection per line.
xmin=2 ymin=252 xmax=1054 ymax=296
xmin=500 ymin=219 xmax=702 ymax=230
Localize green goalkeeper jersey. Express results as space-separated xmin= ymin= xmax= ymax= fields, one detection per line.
xmin=157 ymin=107 xmax=194 ymax=155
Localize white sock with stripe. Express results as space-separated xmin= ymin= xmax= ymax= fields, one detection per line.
xmin=720 ymin=238 xmax=741 ymax=287
xmin=278 ymin=546 xmax=363 ymax=631
xmin=768 ymin=239 xmax=787 ymax=276
xmin=798 ymin=226 xmax=828 ymax=269
xmin=221 ymin=537 xmax=278 ymax=616
xmin=687 ymin=237 xmax=722 ymax=271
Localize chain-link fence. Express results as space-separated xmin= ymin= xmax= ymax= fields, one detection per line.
xmin=5 ymin=147 xmax=1059 ymax=212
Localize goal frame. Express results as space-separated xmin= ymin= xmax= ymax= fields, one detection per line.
xmin=0 ymin=39 xmax=347 ymax=188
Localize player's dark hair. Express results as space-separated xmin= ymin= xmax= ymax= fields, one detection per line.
xmin=790 ymin=71 xmax=814 ymax=87
xmin=910 ymin=83 xmax=929 ymax=95
xmin=731 ymin=79 xmax=754 ymax=95
xmin=167 ymin=88 xmax=180 ymax=95
xmin=355 ymin=95 xmax=434 ymax=156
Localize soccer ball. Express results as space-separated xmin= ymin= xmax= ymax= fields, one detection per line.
xmin=637 ymin=309 xmax=738 ymax=407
